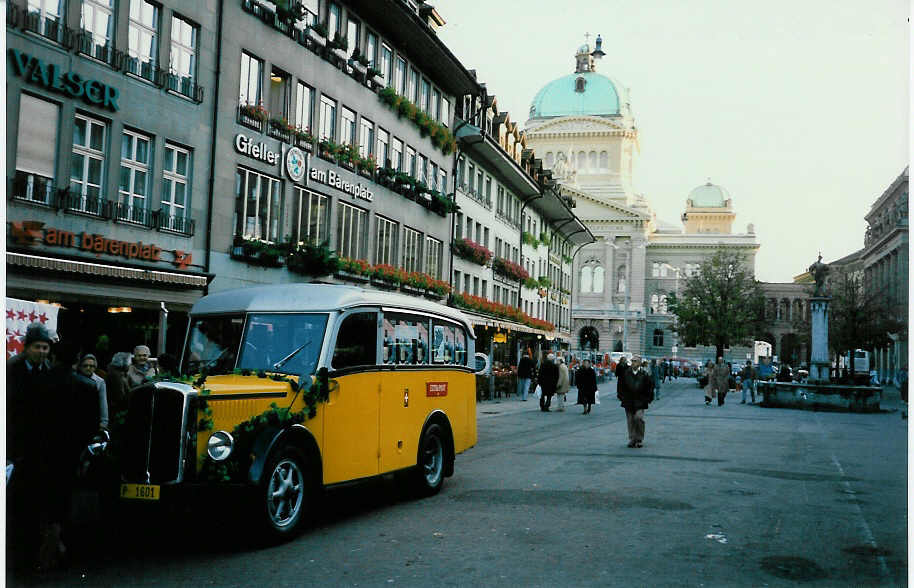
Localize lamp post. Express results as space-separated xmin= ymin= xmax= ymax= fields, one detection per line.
xmin=614 ymin=240 xmax=645 ymax=354
xmin=661 ymin=263 xmax=681 ymax=358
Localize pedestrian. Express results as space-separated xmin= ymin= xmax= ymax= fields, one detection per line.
xmin=661 ymin=360 xmax=669 ymax=383
xmin=575 ymin=358 xmax=598 ymax=414
xmin=703 ymin=360 xmax=714 ymax=405
xmin=74 ymin=354 xmax=109 ymax=432
xmin=618 ymin=356 xmax=654 ymax=448
xmin=650 ymin=358 xmax=661 ymax=400
xmin=776 ymin=364 xmax=792 ymax=383
xmin=555 ymin=356 xmax=570 ymax=412
xmin=105 ymin=351 xmax=133 ymax=415
xmin=126 ymin=344 xmax=159 ymax=389
xmin=538 ymin=353 xmax=559 ymax=412
xmin=713 ymin=356 xmax=729 ymax=406
xmin=615 ymin=355 xmax=629 ymax=396
xmin=516 ymin=350 xmax=534 ymax=402
xmin=741 ymin=360 xmax=756 ymax=404
xmin=900 ymin=364 xmax=908 ymax=419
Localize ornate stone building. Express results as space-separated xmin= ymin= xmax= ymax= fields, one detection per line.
xmin=524 ymin=38 xmax=759 ymax=362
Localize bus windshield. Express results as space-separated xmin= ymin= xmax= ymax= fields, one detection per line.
xmin=183 ymin=315 xmax=246 ymax=375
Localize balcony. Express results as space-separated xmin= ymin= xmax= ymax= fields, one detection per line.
xmin=124 ymin=57 xmax=166 ymax=86
xmin=56 ymin=189 xmax=111 ymax=218
xmin=9 ymin=172 xmax=55 ymax=205
xmin=237 ymin=104 xmax=267 ymax=132
xmin=166 ymin=73 xmax=204 ymax=102
xmin=157 ymin=211 xmax=195 ymax=236
xmin=114 ymin=203 xmax=157 ymax=228
xmin=24 ymin=11 xmax=64 ymax=44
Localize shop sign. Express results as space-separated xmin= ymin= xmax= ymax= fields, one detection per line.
xmin=8 ymin=49 xmax=120 ymax=111
xmin=285 ymin=146 xmax=306 ymax=182
xmin=493 ymin=333 xmax=507 ymax=343
xmin=9 ymin=220 xmax=194 ymax=269
xmin=235 ymin=133 xmax=280 ymax=165
xmin=307 ymin=161 xmax=373 ymax=202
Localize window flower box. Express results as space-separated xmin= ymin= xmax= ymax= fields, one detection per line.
xmin=451 ymin=238 xmax=493 ymax=266
xmin=307 ymin=25 xmax=327 ymax=46
xmin=286 ymin=241 xmax=340 ymax=277
xmin=238 ymin=103 xmax=268 ymax=132
xmin=231 ymin=237 xmax=289 ymax=268
xmin=335 ymin=257 xmax=372 ymax=282
xmin=267 ymin=117 xmax=294 ymax=143
xmin=400 ymin=284 xmax=423 ymax=297
xmin=293 ymin=128 xmax=315 ymax=150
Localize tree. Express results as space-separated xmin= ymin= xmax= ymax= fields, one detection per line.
xmin=828 ymin=272 xmax=903 ymax=377
xmin=667 ymin=249 xmax=765 ymax=359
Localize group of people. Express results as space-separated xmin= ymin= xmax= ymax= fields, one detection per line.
xmin=6 ymin=322 xmax=163 ymax=572
xmin=530 ymin=352 xmax=600 ymax=414
xmin=701 ymin=357 xmax=757 ymax=406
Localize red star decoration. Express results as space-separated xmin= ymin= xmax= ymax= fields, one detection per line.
xmin=16 ymin=310 xmax=27 ymax=321
xmin=5 ymin=309 xmax=14 ymax=320
xmin=38 ymin=312 xmax=49 ymax=324
xmin=27 ymin=310 xmax=37 ymax=322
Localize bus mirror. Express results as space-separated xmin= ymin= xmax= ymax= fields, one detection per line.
xmin=474 ymin=352 xmax=490 ymax=376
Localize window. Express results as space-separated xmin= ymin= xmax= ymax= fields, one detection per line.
xmin=382 ymin=313 xmax=429 ymax=365
xmin=496 ymin=186 xmax=504 ymax=215
xmin=457 ymin=158 xmax=465 ymax=187
xmin=455 ymin=212 xmax=463 ymax=238
xmin=468 ymin=164 xmax=475 ymax=193
xmin=294 ymin=188 xmax=329 ymax=244
xmin=239 ymin=52 xmax=262 ymax=106
xmin=432 ymin=321 xmax=457 ymax=365
xmin=333 ymin=312 xmax=377 ymax=370
xmin=650 ymin=293 xmax=659 ymax=314
xmin=431 ymin=89 xmax=440 ymax=121
xmin=295 ymin=82 xmax=313 ymax=131
xmin=268 ymin=67 xmax=291 ymax=119
xmin=408 ymin=68 xmax=419 ymax=104
xmin=340 ymin=106 xmax=356 ymax=146
xmin=420 ymin=79 xmax=431 ymax=112
xmin=395 ymin=57 xmax=406 ymax=95
xmin=425 ymin=236 xmax=442 ymax=279
xmin=483 ymin=227 xmax=489 ymax=250
xmin=391 ymin=138 xmax=403 ymax=171
xmin=477 ymin=171 xmax=484 ymax=198
xmin=81 ymin=0 xmax=113 ymax=56
xmin=346 ymin=16 xmax=360 ymax=50
xmin=27 ymin=0 xmax=64 ymax=39
xmin=161 ymin=143 xmax=190 ymax=226
xmin=463 ymin=274 xmax=470 ymax=294
xmin=440 ymin=98 xmax=450 ymax=126
xmin=405 ymin=146 xmax=416 ymax=177
xmin=301 ymin=0 xmax=317 ymax=25
xmin=545 ymin=152 xmax=554 ymax=168
xmin=319 ymin=95 xmax=336 ymax=139
xmin=375 ymin=216 xmax=397 ymax=265
xmin=599 ymin=151 xmax=609 ymax=169
xmin=589 ymin=151 xmax=597 ymax=170
xmin=381 ymin=44 xmax=393 ymax=87
xmin=652 ymin=262 xmax=660 ymax=277
xmin=485 ymin=177 xmax=492 ymax=205
xmin=653 ymin=329 xmax=664 ymax=347
xmin=365 ymin=31 xmax=378 ymax=66
xmin=429 ymin=163 xmax=438 ymax=190
xmin=118 ymin=129 xmax=152 ymax=223
xmin=327 ymin=1 xmax=341 ymax=36
xmin=70 ymin=113 xmax=107 ymax=214
xmin=336 ymin=201 xmax=368 ymax=259
xmin=239 ymin=313 xmax=326 ymax=375
xmin=495 ymin=237 xmax=502 ymax=259
xmin=14 ymin=94 xmax=59 ymax=204
xmin=593 ymin=266 xmax=604 ymax=293
xmin=234 ymin=167 xmax=283 ymax=242
xmin=170 ymin=15 xmax=197 ymax=83
xmin=128 ymin=0 xmax=158 ymax=72
xmin=439 ymin=169 xmax=447 ymax=193
xmin=358 ymin=117 xmax=374 ymax=157
xmin=417 ymin=154 xmax=427 ymax=183
xmin=402 ymin=227 xmax=421 ymax=272
xmin=376 ymin=128 xmax=389 ymax=167
xmin=580 ymin=266 xmax=593 ymax=293
xmin=473 ymin=277 xmax=479 ymax=296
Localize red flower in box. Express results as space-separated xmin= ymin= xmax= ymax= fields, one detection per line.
xmin=492 ymin=257 xmax=530 ymax=282
xmin=451 ymin=238 xmax=493 ymax=266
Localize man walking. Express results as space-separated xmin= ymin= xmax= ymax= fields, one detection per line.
xmin=538 ymin=353 xmax=559 ymax=412
xmin=618 ymin=356 xmax=654 ymax=448
xmin=555 ymin=356 xmax=570 ymax=412
xmin=713 ymin=356 xmax=729 ymax=406
xmin=516 ymin=350 xmax=534 ymax=401
xmin=741 ymin=359 xmax=756 ymax=404
xmin=650 ymin=358 xmax=661 ymax=400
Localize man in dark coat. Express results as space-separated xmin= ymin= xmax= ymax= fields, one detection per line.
xmin=615 ymin=356 xmax=629 ymax=399
xmin=618 ymin=356 xmax=654 ymax=448
xmin=516 ymin=351 xmax=535 ymax=401
xmin=575 ymin=359 xmax=598 ymax=414
xmin=538 ymin=353 xmax=559 ymax=412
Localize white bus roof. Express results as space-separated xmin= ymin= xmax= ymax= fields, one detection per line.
xmin=191 ymin=283 xmax=476 ymax=337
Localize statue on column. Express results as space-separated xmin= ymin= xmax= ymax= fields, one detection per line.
xmin=808 ymin=253 xmax=830 ymax=297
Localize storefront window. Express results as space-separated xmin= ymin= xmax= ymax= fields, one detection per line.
xmin=375 ymin=216 xmax=397 ymax=266
xmin=14 ymin=94 xmax=59 ymax=204
xmin=128 ymin=0 xmax=158 ymax=69
xmin=239 ymin=51 xmax=262 ymax=106
xmin=118 ymin=129 xmax=152 ymax=224
xmin=382 ymin=313 xmax=429 ymax=365
xmin=161 ymin=143 xmax=190 ymax=226
xmin=425 ymin=237 xmax=441 ymax=279
xmin=336 ymin=201 xmax=367 ymax=259
xmin=234 ymin=167 xmax=283 ymax=242
xmin=294 ymin=188 xmax=329 ymax=245
xmin=402 ymin=227 xmax=421 ymax=273
xmin=70 ymin=113 xmax=107 ymax=214
xmin=170 ymin=14 xmax=197 ymax=82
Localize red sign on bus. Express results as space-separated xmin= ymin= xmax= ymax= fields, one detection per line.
xmin=426 ymin=382 xmax=448 ymax=397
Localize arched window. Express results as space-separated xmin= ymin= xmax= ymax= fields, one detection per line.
xmin=575 ymin=76 xmax=586 ymax=92
xmin=545 ymin=152 xmax=554 ymax=168
xmin=589 ymin=151 xmax=597 ymax=170
xmin=593 ymin=266 xmax=604 ymax=293
xmin=578 ymin=151 xmax=587 ymax=171
xmin=580 ymin=266 xmax=593 ymax=293
xmin=599 ymin=151 xmax=609 ymax=169
xmin=653 ymin=329 xmax=664 ymax=347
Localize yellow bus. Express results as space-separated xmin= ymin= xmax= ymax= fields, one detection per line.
xmin=118 ymin=284 xmax=478 ymax=537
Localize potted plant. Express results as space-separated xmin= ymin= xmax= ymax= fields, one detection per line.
xmin=286 ymin=240 xmax=340 ymax=277
xmin=538 ymin=276 xmax=552 ymax=288
xmin=401 ymin=271 xmax=429 ymax=296
xmin=357 ymin=154 xmax=376 ymax=177
xmin=451 ymin=238 xmax=492 ymax=266
xmin=268 ymin=116 xmax=294 ymax=141
xmin=349 ymin=49 xmax=369 ymax=75
xmin=239 ymin=102 xmax=269 ymax=127
xmin=329 ymin=32 xmax=348 ymax=62
xmin=367 ymin=66 xmax=384 ymax=87
xmin=293 ymin=126 xmax=314 ymax=150
xmin=337 ymin=143 xmax=359 ymax=169
xmin=307 ymin=21 xmax=328 ymax=46
xmin=335 ymin=257 xmax=371 ymax=282
xmin=275 ymin=0 xmax=305 ymax=24
xmin=370 ymin=264 xmax=405 ymax=289
xmin=318 ymin=138 xmax=341 ymax=161
xmin=393 ymin=172 xmax=415 ymax=199
xmin=523 ymin=277 xmax=539 ymax=290
xmin=376 ymin=166 xmax=397 ymax=188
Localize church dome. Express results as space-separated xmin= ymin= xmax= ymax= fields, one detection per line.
xmin=529 ymin=72 xmax=621 ymax=119
xmin=688 ymin=181 xmax=730 ymax=207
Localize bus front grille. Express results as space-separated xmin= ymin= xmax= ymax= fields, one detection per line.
xmin=122 ymin=385 xmax=188 ymax=484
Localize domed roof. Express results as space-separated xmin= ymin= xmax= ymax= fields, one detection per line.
xmin=529 ymin=72 xmax=620 ymax=119
xmin=688 ymin=181 xmax=730 ymax=207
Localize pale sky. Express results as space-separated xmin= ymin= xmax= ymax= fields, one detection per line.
xmin=438 ymin=0 xmax=909 ymax=283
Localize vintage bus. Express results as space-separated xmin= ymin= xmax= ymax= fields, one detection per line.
xmin=117 ymin=284 xmax=478 ymax=537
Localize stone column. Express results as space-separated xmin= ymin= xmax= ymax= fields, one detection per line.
xmin=808 ymin=296 xmax=831 ymax=383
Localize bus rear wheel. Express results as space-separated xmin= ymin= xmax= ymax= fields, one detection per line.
xmin=413 ymin=423 xmax=446 ymax=497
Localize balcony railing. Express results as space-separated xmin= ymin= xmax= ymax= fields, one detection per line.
xmin=157 ymin=211 xmax=195 ymax=235
xmin=114 ymin=203 xmax=157 ymax=228
xmin=24 ymin=11 xmax=64 ymax=44
xmin=237 ymin=104 xmax=266 ymax=132
xmin=56 ymin=189 xmax=111 ymax=218
xmin=124 ymin=57 xmax=166 ymax=85
xmin=166 ymin=73 xmax=205 ymax=102
xmin=9 ymin=172 xmax=55 ymax=205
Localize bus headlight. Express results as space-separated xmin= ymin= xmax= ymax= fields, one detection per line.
xmin=207 ymin=431 xmax=234 ymax=461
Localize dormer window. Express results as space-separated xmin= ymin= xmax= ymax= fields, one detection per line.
xmin=575 ymin=76 xmax=586 ymax=93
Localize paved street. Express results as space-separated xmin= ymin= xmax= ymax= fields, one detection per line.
xmin=14 ymin=378 xmax=907 ymax=587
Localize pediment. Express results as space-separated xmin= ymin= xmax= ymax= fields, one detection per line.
xmin=527 ymin=116 xmax=627 ymax=135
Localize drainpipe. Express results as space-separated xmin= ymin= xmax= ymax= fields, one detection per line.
xmin=203 ymin=0 xmax=225 ymax=295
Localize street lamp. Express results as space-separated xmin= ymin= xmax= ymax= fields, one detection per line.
xmin=611 ymin=240 xmax=645 ymax=353
xmin=660 ymin=263 xmax=681 ymax=357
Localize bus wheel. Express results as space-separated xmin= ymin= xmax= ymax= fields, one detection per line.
xmin=413 ymin=423 xmax=445 ymax=496
xmin=260 ymin=447 xmax=314 ymax=539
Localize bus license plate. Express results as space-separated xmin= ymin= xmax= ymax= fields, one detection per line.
xmin=120 ymin=483 xmax=160 ymax=501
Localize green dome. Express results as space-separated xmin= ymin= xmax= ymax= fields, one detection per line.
xmin=688 ymin=182 xmax=730 ymax=207
xmin=529 ymin=72 xmax=620 ymax=119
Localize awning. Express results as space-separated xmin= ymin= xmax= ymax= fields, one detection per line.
xmin=7 ymin=252 xmax=210 ymax=288
xmin=459 ymin=309 xmax=570 ymax=341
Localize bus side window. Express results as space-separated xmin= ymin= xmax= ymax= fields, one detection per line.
xmin=332 ymin=312 xmax=377 ymax=370
xmin=383 ymin=312 xmax=429 ymax=365
xmin=432 ymin=322 xmax=456 ymax=364
xmin=455 ymin=327 xmax=467 ymax=365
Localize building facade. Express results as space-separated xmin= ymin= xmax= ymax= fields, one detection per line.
xmin=524 ymin=39 xmax=759 ymax=363
xmin=6 ymin=0 xmax=217 ymax=355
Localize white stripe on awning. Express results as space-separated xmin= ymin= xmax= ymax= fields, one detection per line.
xmin=7 ymin=252 xmax=209 ymax=288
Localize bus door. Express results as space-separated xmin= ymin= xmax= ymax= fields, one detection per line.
xmin=323 ymin=310 xmax=380 ymax=484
